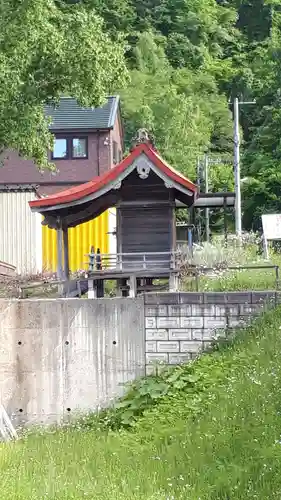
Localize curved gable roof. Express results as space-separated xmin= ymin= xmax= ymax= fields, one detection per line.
xmin=29 ymin=143 xmax=197 ymax=211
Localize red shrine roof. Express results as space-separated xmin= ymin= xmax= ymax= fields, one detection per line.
xmin=29 ymin=142 xmax=197 ymax=210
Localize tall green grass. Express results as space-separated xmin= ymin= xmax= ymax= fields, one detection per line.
xmin=181 ymin=236 xmax=281 ymax=291
xmin=183 ymin=265 xmax=279 ymax=292
xmin=199 ymin=266 xmax=279 ymax=291
xmin=1 ymin=308 xmax=281 ymax=499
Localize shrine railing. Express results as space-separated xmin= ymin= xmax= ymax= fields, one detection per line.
xmin=85 ymin=251 xmax=180 ymax=273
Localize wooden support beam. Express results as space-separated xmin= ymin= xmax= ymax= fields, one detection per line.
xmin=129 ymin=275 xmax=137 ymax=298
xmin=170 ymin=204 xmax=177 ymax=254
xmin=96 ymin=280 xmax=104 ymax=298
xmin=56 ymin=220 xmax=64 ymax=280
xmin=88 ymin=279 xmax=97 ymax=298
xmin=116 ymin=279 xmax=122 ymax=297
xmin=63 ymin=227 xmax=70 ymax=280
xmin=169 ymin=273 xmax=179 ymax=292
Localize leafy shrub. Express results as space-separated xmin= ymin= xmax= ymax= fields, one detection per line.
xmin=114 ymin=365 xmax=208 ymax=427
xmin=88 ymin=338 xmax=231 ymax=431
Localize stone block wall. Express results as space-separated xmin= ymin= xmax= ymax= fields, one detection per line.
xmin=145 ymin=291 xmax=279 ymax=373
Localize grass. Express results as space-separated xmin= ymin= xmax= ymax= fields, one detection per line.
xmin=2 ymin=308 xmax=281 ymax=498
xmin=182 ymin=264 xmax=280 ymax=292
xmin=181 ymin=237 xmax=281 ymax=292
xmin=199 ymin=265 xmax=279 ymax=291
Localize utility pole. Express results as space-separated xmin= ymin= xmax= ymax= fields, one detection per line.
xmin=233 ymin=97 xmax=241 ymax=239
xmin=204 ymin=154 xmax=210 ymax=242
xmin=232 ymin=97 xmax=256 ymax=240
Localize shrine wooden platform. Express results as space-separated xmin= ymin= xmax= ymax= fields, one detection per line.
xmin=67 ymin=251 xmax=180 ymax=297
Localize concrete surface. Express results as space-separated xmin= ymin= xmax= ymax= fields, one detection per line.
xmin=0 ymin=298 xmax=144 ymax=427
xmin=0 ymin=291 xmax=278 ymax=427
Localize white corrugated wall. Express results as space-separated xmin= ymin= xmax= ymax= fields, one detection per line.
xmin=108 ymin=207 xmax=117 ymax=255
xmin=0 ymin=190 xmax=42 ymax=275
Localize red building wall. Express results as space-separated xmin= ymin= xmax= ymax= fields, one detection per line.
xmin=0 ymin=111 xmax=123 ymax=195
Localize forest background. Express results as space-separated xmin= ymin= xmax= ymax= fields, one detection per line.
xmin=1 ymin=0 xmax=281 ymax=232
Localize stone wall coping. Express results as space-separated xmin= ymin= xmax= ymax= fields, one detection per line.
xmin=144 ymin=291 xmax=279 ymax=305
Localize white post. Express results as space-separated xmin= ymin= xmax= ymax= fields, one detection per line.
xmin=263 ymin=235 xmax=269 ymax=260
xmin=88 ymin=279 xmax=97 ymax=299
xmin=169 ymin=273 xmax=179 ymax=292
xmin=0 ymin=404 xmax=18 ymax=441
xmin=234 ymin=97 xmax=242 ymax=240
xmin=232 ymin=98 xmax=256 ymax=239
xmin=129 ymin=275 xmax=137 ymax=298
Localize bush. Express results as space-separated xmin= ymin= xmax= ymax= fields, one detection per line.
xmin=179 ymin=232 xmax=260 ymax=269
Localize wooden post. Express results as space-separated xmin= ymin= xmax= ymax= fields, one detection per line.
xmin=89 ymin=245 xmax=95 ymax=272
xmin=88 ymin=279 xmax=97 ymax=298
xmin=56 ymin=219 xmax=63 ymax=280
xmin=188 ymin=226 xmax=193 ymax=256
xmin=169 ymin=273 xmax=179 ymax=292
xmin=129 ymin=275 xmax=137 ymax=298
xmin=116 ymin=279 xmax=123 ymax=297
xmin=63 ymin=227 xmax=70 ymax=280
xmin=171 ymin=203 xmax=177 ymax=255
xmin=122 ymin=278 xmax=128 ymax=297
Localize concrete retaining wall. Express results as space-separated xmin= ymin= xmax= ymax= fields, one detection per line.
xmin=0 ymin=298 xmax=145 ymax=427
xmin=0 ymin=291 xmax=278 ymax=427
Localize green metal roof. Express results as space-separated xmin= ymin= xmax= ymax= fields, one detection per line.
xmin=44 ymin=96 xmax=120 ymax=131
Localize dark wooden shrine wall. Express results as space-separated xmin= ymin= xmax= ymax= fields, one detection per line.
xmin=116 ymin=170 xmax=175 ymax=257
xmin=119 ymin=206 xmax=173 ymax=254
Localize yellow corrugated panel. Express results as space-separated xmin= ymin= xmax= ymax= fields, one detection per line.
xmin=42 ymin=211 xmax=109 ymax=272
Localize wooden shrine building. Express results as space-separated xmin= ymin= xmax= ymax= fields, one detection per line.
xmin=29 ymin=135 xmax=198 ymax=296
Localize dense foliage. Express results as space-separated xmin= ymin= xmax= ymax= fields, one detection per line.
xmin=1 ymin=0 xmax=281 ymax=227
xmin=85 ymin=0 xmax=281 ymax=230
xmin=0 ymin=0 xmax=127 ymax=169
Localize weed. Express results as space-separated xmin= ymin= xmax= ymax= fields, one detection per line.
xmin=181 ymin=234 xmax=281 ymax=291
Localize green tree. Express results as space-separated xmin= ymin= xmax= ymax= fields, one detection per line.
xmin=83 ymin=0 xmax=135 ymax=33
xmin=0 ymin=0 xmax=128 ymax=169
xmin=120 ymin=32 xmax=233 ymax=179
xmin=57 ymin=0 xmax=281 ymax=233
xmin=236 ymin=8 xmax=281 ymax=230
xmin=84 ymin=0 xmax=237 ymax=68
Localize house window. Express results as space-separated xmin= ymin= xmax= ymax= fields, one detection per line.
xmin=51 ymin=137 xmax=88 ymax=159
xmin=113 ymin=140 xmax=118 ymax=165
xmin=118 ymin=150 xmax=122 ymax=163
xmin=53 ymin=138 xmax=67 ymax=159
xmin=72 ymin=138 xmax=87 ymax=158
